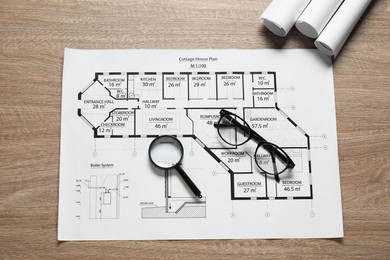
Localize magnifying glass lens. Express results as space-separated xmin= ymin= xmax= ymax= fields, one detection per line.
xmin=149 ymin=136 xmax=183 ymax=168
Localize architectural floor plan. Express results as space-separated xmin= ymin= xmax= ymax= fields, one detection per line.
xmin=59 ymin=49 xmax=343 ymax=240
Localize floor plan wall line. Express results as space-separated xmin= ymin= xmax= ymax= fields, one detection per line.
xmin=77 ymin=70 xmax=313 ymax=201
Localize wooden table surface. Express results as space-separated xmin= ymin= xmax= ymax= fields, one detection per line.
xmin=0 ymin=0 xmax=389 ymax=258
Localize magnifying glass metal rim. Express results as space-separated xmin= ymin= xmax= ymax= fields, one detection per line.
xmin=148 ymin=135 xmax=184 ymax=169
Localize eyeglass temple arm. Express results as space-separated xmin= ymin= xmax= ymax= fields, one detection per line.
xmin=271 ymin=153 xmax=281 ymax=183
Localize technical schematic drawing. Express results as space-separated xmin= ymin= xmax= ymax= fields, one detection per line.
xmin=75 ymin=173 xmax=129 ymax=220
xmin=141 ymin=170 xmax=206 ymax=219
xmin=88 ymin=174 xmax=120 ymax=219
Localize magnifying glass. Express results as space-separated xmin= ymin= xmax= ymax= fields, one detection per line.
xmin=148 ymin=135 xmax=202 ymax=198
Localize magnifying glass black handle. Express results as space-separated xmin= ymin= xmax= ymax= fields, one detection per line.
xmin=175 ymin=165 xmax=202 ymax=198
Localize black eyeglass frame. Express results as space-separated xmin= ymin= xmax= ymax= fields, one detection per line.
xmin=215 ymin=109 xmax=295 ymax=181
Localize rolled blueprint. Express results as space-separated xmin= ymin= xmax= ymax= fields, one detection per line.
xmin=295 ymin=0 xmax=344 ymax=38
xmin=261 ymin=0 xmax=312 ymax=37
xmin=315 ymin=0 xmax=372 ymax=57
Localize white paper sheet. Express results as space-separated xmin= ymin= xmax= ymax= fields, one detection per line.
xmin=260 ymin=0 xmax=311 ymax=37
xmin=296 ymin=0 xmax=344 ymax=38
xmin=315 ymin=0 xmax=372 ymax=57
xmin=58 ymin=49 xmax=343 ymax=240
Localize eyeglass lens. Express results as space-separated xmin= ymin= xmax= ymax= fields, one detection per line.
xmin=217 ymin=114 xmax=251 ymax=146
xmin=255 ymin=143 xmax=289 ymax=175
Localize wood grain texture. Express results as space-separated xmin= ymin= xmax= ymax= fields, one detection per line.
xmin=0 ymin=0 xmax=389 ymax=258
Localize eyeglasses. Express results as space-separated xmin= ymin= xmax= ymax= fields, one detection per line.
xmin=214 ymin=109 xmax=295 ymax=182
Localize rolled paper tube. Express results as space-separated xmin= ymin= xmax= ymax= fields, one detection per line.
xmin=315 ymin=0 xmax=372 ymax=57
xmin=260 ymin=0 xmax=312 ymax=37
xmin=295 ymin=0 xmax=344 ymax=38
